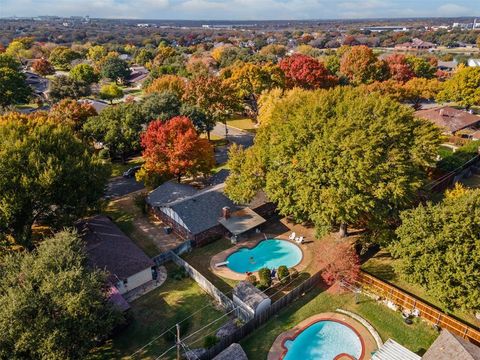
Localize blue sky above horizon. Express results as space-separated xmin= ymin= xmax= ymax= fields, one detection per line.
xmin=1 ymin=0 xmax=479 ymax=20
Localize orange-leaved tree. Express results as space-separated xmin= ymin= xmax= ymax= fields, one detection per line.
xmin=140 ymin=116 xmax=215 ymax=183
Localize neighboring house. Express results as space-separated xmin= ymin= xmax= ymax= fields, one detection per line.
xmin=212 ymin=343 xmax=248 ymax=360
xmin=415 ymin=106 xmax=480 ymax=138
xmin=23 ymin=71 xmax=49 ymax=97
xmin=77 ymin=215 xmax=155 ymax=296
xmin=422 ymin=330 xmax=480 ymax=360
xmin=78 ymin=98 xmax=110 ymax=113
xmin=147 ymin=180 xmax=273 ymax=246
xmin=395 ymin=38 xmax=436 ymax=50
xmin=128 ymin=66 xmax=149 ymax=88
xmin=437 ymin=60 xmax=457 ymax=72
xmin=468 ymin=59 xmax=480 ymax=67
xmin=233 ymin=281 xmax=271 ymax=320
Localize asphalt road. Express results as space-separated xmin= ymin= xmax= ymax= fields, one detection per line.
xmin=211 ymin=123 xmax=255 ymax=164
xmin=105 ymin=176 xmax=145 ymax=198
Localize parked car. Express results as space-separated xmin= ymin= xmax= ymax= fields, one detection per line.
xmin=123 ymin=165 xmax=141 ymax=178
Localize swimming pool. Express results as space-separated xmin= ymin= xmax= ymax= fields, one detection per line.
xmin=283 ymin=320 xmax=363 ymax=360
xmin=226 ymin=239 xmax=302 ymax=273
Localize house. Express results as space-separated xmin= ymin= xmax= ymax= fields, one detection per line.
xmin=437 ymin=60 xmax=457 ymax=72
xmin=23 ymin=71 xmax=49 ymax=97
xmin=233 ymin=281 xmax=271 ymax=319
xmin=77 ymin=215 xmax=155 ymax=295
xmin=128 ymin=66 xmax=149 ymax=87
xmin=212 ymin=343 xmax=248 ymax=360
xmin=422 ymin=330 xmax=480 ymax=360
xmin=395 ymin=38 xmax=436 ymax=50
xmin=415 ymin=107 xmax=480 ymax=137
xmin=78 ymin=99 xmax=109 ymax=113
xmin=147 ymin=180 xmax=273 ymax=246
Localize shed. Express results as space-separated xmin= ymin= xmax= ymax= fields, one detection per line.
xmin=233 ymin=281 xmax=271 ymax=319
xmin=212 ymin=343 xmax=248 ymax=360
xmin=422 ymin=330 xmax=480 ymax=360
xmin=372 ymin=339 xmax=420 ymax=360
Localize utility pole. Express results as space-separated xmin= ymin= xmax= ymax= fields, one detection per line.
xmin=176 ymin=323 xmax=181 ymax=360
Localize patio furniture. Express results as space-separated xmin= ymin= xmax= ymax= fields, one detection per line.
xmin=295 ymin=236 xmax=304 ymax=244
xmin=288 ymin=232 xmax=296 ymax=240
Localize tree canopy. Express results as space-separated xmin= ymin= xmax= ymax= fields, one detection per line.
xmin=391 ymin=189 xmax=480 ymax=311
xmin=69 ymin=63 xmax=99 ymax=85
xmin=0 ymin=230 xmax=123 ymax=359
xmin=279 ymin=54 xmax=337 ymax=90
xmin=100 ymin=57 xmax=131 ymax=84
xmin=225 ymin=87 xmax=440 ymax=240
xmin=0 ymin=67 xmax=31 ymax=107
xmin=436 ymin=65 xmax=480 ymax=108
xmin=48 ymin=75 xmax=91 ymax=102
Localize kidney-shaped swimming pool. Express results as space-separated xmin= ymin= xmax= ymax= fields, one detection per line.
xmin=226 ymin=239 xmax=302 ymax=273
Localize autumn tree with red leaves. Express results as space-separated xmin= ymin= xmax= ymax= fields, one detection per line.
xmin=385 ymin=53 xmax=415 ymax=82
xmin=31 ymin=58 xmax=55 ymax=76
xmin=140 ymin=116 xmax=215 ymax=183
xmin=321 ymin=241 xmax=360 ymax=286
xmin=279 ymin=54 xmax=338 ymax=90
xmin=48 ymin=99 xmax=97 ymax=133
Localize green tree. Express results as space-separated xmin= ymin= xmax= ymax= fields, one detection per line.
xmin=0 ymin=53 xmax=21 ymax=70
xmin=83 ymin=103 xmax=143 ymax=163
xmin=0 ymin=230 xmax=123 ymax=359
xmin=49 ymin=46 xmax=81 ymax=70
xmin=391 ymin=190 xmax=480 ymax=311
xmin=406 ymin=56 xmax=437 ymax=79
xmin=140 ymin=91 xmax=181 ymax=122
xmin=0 ymin=113 xmax=108 ymax=248
xmin=225 ymin=88 xmax=440 ymax=240
xmin=87 ymin=45 xmax=107 ymax=63
xmin=100 ymin=57 xmax=131 ymax=84
xmin=437 ymin=65 xmax=480 ymax=108
xmin=99 ymin=83 xmax=123 ymax=104
xmin=69 ymin=63 xmax=99 ymax=85
xmin=48 ymin=75 xmax=91 ymax=102
xmin=0 ymin=67 xmax=31 ymax=107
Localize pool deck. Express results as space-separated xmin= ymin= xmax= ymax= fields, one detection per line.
xmin=210 ymin=233 xmax=312 ymax=281
xmin=267 ymin=312 xmax=378 ymax=360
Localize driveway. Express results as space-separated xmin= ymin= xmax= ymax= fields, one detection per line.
xmin=106 ymin=176 xmax=145 ymax=198
xmin=211 ymin=123 xmax=255 ymax=164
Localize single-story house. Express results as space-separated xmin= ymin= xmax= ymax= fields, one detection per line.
xmin=212 ymin=343 xmax=248 ymax=360
xmin=395 ymin=38 xmax=436 ymax=50
xmin=77 ymin=215 xmax=155 ymax=295
xmin=147 ymin=180 xmax=274 ymax=246
xmin=437 ymin=60 xmax=457 ymax=72
xmin=233 ymin=281 xmax=271 ymax=320
xmin=23 ymin=71 xmax=49 ymax=97
xmin=372 ymin=339 xmax=421 ymax=360
xmin=422 ymin=330 xmax=480 ymax=360
xmin=128 ymin=66 xmax=149 ymax=87
xmin=415 ymin=106 xmax=480 ymax=137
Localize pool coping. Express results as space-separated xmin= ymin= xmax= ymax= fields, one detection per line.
xmin=210 ymin=233 xmax=311 ymax=281
xmin=267 ymin=312 xmax=378 ymax=360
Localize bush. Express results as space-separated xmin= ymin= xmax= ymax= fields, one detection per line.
xmin=258 ymin=268 xmax=271 ymax=288
xmin=277 ymin=265 xmax=290 ymax=283
xmin=169 ymin=266 xmax=187 ymax=281
xmin=98 ymin=148 xmax=110 ymax=160
xmin=133 ymin=192 xmax=147 ymax=214
xmin=437 ymin=141 xmax=479 ymax=172
xmin=163 ymin=317 xmax=191 ymax=342
xmin=204 ymin=335 xmax=219 ymax=348
xmin=246 ymin=274 xmax=257 ymax=285
xmin=289 ymin=268 xmax=299 ymax=279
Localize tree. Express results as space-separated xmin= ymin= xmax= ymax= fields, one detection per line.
xmin=48 ymin=75 xmax=90 ymax=102
xmin=49 ymin=46 xmax=80 ymax=70
xmin=140 ymin=116 xmax=215 ymax=183
xmin=100 ymin=57 xmax=131 ymax=84
xmin=0 ymin=53 xmax=21 ymax=70
xmin=437 ymin=66 xmax=480 ymax=108
xmin=134 ymin=48 xmax=154 ymax=66
xmin=223 ymin=62 xmax=285 ymax=120
xmin=144 ymin=74 xmax=185 ymax=97
xmin=259 ymin=44 xmax=287 ymax=58
xmin=83 ymin=103 xmax=143 ymax=163
xmin=0 ymin=230 xmax=123 ymax=359
xmin=48 ymin=99 xmax=97 ymax=133
xmin=31 ymin=58 xmax=55 ymax=76
xmin=360 ymin=80 xmax=406 ymax=102
xmin=391 ymin=190 xmax=480 ymax=311
xmin=340 ymin=45 xmax=387 ymax=85
xmin=182 ymin=75 xmax=239 ymax=139
xmin=140 ymin=91 xmax=181 ymax=122
xmin=385 ymin=53 xmax=415 ymax=82
xmin=0 ymin=67 xmax=31 ymax=107
xmin=180 ymin=104 xmax=213 ymax=135
xmin=69 ymin=63 xmax=99 ymax=85
xmin=279 ymin=54 xmax=337 ymax=90
xmin=99 ymin=83 xmax=123 ymax=104
xmin=225 ymin=88 xmax=441 ymax=240
xmin=0 ymin=113 xmax=108 ymax=248
xmin=403 ymin=77 xmax=441 ymax=109
xmin=87 ymin=45 xmax=107 ymax=63
xmin=406 ymin=56 xmax=437 ymax=79
xmin=321 ymin=242 xmax=360 ymax=286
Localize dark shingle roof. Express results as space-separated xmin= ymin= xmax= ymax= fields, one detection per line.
xmin=147 ymin=181 xmax=198 ymax=207
xmin=423 ymin=330 xmax=480 ymax=360
xmin=233 ymin=281 xmax=269 ymax=311
xmin=212 ymin=343 xmax=248 ymax=360
xmin=78 ymin=215 xmax=154 ymax=282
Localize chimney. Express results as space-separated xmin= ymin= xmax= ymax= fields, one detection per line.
xmin=222 ymin=206 xmax=231 ymax=219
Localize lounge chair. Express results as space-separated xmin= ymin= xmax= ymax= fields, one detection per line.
xmin=288 ymin=232 xmax=296 ymax=240
xmin=215 ymin=261 xmax=229 ymax=267
xmin=295 ymin=236 xmax=304 ymax=244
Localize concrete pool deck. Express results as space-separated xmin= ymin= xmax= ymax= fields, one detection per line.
xmin=210 ymin=233 xmax=312 ymax=281
xmin=267 ymin=312 xmax=378 ymax=360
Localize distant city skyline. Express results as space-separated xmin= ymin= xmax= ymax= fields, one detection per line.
xmin=1 ymin=0 xmax=479 ymax=21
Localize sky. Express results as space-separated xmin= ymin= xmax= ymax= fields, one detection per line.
xmin=1 ymin=0 xmax=479 ymax=20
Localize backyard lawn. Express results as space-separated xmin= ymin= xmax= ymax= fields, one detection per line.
xmin=89 ymin=264 xmax=226 ymax=360
xmin=109 ymin=156 xmax=144 ymax=178
xmin=226 ymin=117 xmax=257 ymax=132
xmin=241 ymin=287 xmax=439 ymax=358
xmin=362 ymin=250 xmax=480 ymax=329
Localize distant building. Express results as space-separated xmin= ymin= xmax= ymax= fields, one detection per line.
xmin=437 ymin=60 xmax=458 ymax=72
xmin=395 ymin=38 xmax=436 ymax=50
xmin=362 ymin=25 xmax=409 ymax=32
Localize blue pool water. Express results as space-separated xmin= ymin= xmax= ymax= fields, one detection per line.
xmin=284 ymin=320 xmax=362 ymax=360
xmin=226 ymin=239 xmax=302 ymax=273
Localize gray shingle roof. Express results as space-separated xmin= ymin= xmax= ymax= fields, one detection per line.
xmin=422 ymin=330 xmax=480 ymax=360
xmin=233 ymin=281 xmax=269 ymax=311
xmin=212 ymin=343 xmax=248 ymax=360
xmin=147 ymin=181 xmax=198 ymax=207
xmin=77 ymin=215 xmax=155 ymax=282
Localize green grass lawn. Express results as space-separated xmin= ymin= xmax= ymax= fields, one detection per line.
xmin=109 ymin=156 xmax=144 ymax=178
xmin=226 ymin=117 xmax=257 ymax=133
xmin=89 ymin=264 xmax=226 ymax=360
xmin=241 ymin=287 xmax=439 ymax=358
xmin=362 ymin=251 xmax=480 ymax=329
xmin=182 ymin=238 xmax=237 ymax=293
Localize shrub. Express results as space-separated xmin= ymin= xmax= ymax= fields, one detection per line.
xmin=289 ymin=268 xmax=299 ymax=279
xmin=204 ymin=335 xmax=219 ymax=348
xmin=437 ymin=141 xmax=479 ymax=172
xmin=277 ymin=265 xmax=290 ymax=283
xmin=133 ymin=192 xmax=147 ymax=214
xmin=258 ymin=268 xmax=271 ymax=288
xmin=169 ymin=266 xmax=187 ymax=281
xmin=246 ymin=274 xmax=257 ymax=285
xmin=98 ymin=148 xmax=110 ymax=160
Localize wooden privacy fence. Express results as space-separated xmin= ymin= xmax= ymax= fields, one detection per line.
xmin=358 ymin=271 xmax=480 ymax=345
